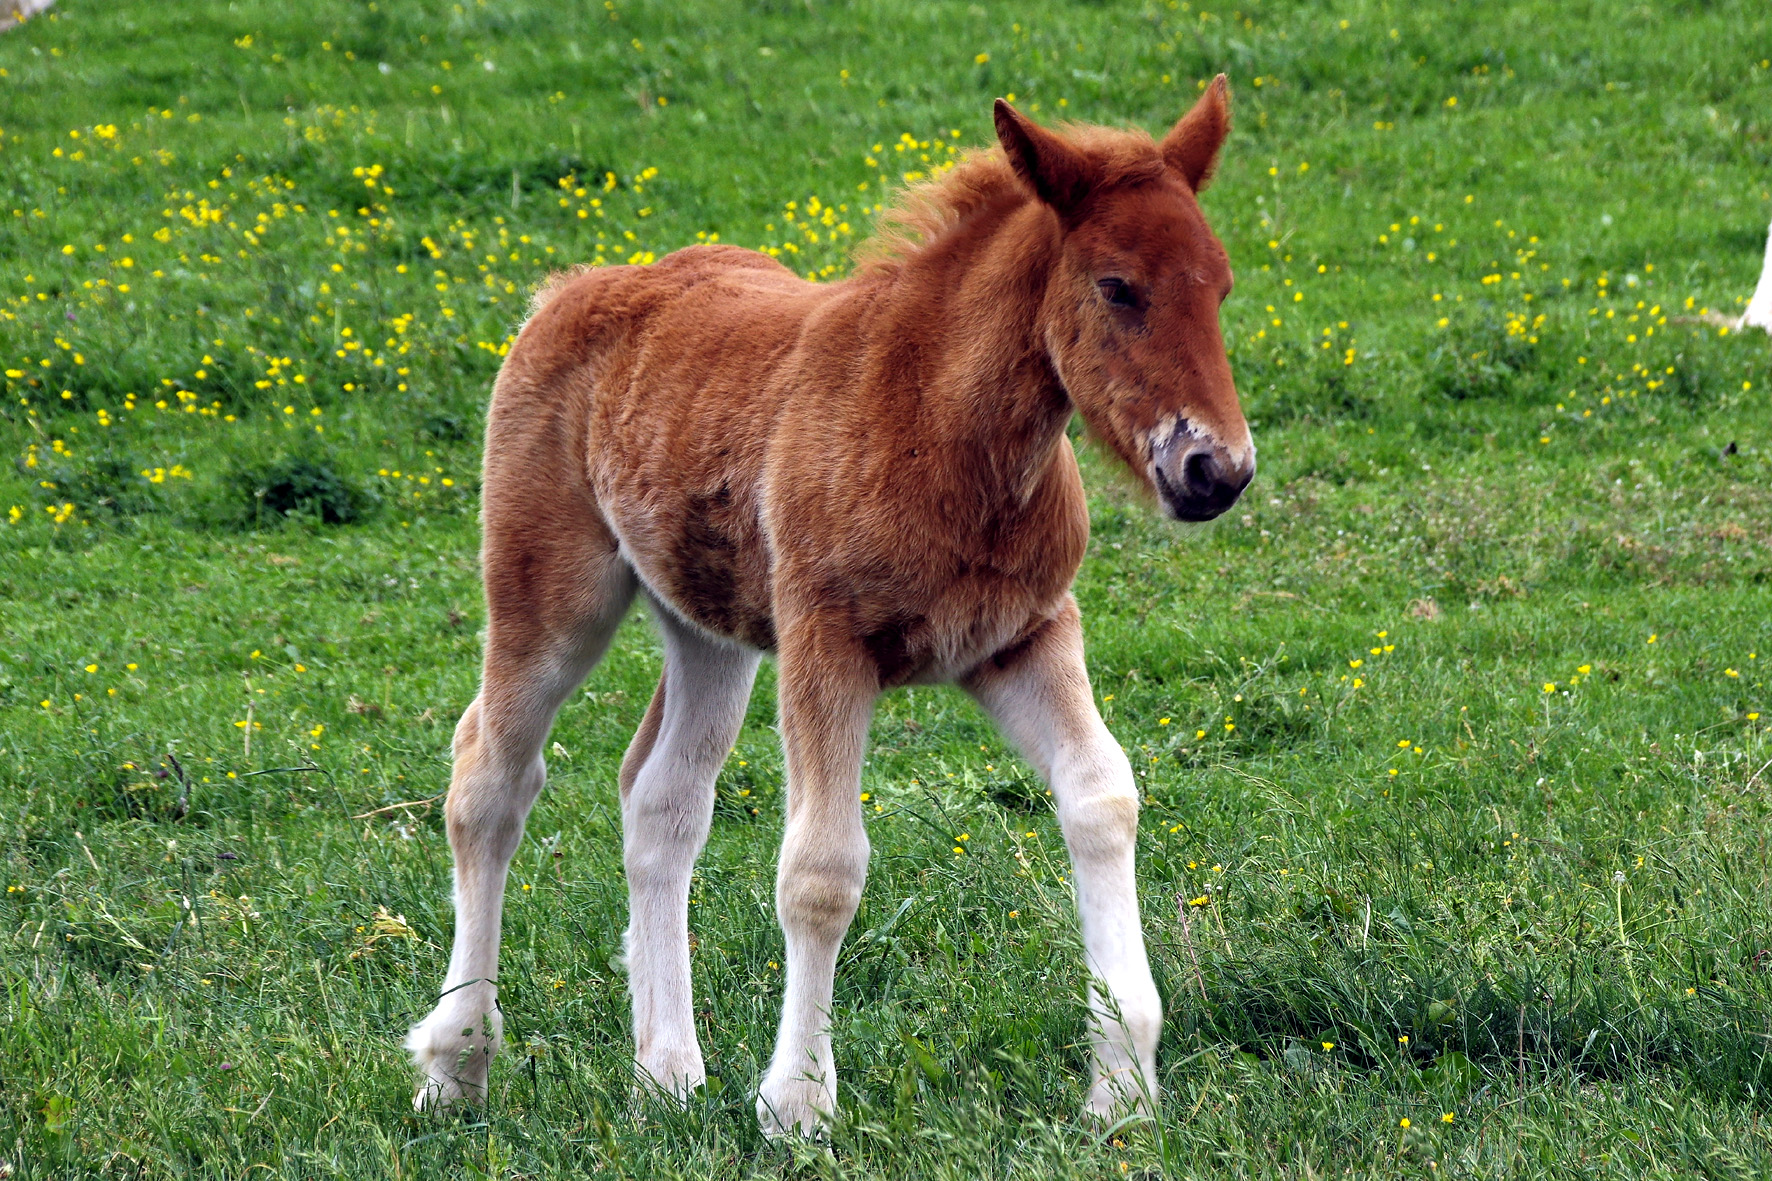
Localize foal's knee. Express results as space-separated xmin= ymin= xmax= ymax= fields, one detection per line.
xmin=776 ymin=826 xmax=869 ymax=940
xmin=1054 ymin=746 xmax=1139 ymax=861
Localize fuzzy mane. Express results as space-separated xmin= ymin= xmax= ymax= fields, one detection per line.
xmin=854 ymin=122 xmax=1170 ymax=275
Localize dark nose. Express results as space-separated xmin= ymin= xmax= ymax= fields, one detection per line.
xmin=1154 ymin=441 xmax=1254 ymax=521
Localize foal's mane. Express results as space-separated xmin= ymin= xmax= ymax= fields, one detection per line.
xmin=854 ymin=122 xmax=1169 ymax=276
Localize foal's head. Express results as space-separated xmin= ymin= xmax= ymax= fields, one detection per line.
xmin=995 ymin=79 xmax=1253 ymax=521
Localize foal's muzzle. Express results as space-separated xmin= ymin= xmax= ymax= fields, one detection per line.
xmin=1152 ymin=434 xmax=1255 ymax=522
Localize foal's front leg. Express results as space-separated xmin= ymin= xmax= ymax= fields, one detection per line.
xmin=964 ymin=599 xmax=1162 ymax=1118
xmin=756 ymin=628 xmax=877 ymax=1137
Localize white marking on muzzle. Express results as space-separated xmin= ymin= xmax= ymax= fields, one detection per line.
xmin=1147 ymin=413 xmax=1255 ymax=475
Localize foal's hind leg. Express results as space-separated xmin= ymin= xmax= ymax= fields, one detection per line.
xmin=621 ymin=606 xmax=759 ymax=1102
xmin=409 ymin=529 xmax=636 ymax=1109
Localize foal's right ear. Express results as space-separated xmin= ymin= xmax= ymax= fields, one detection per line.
xmin=994 ymin=99 xmax=1091 ymax=214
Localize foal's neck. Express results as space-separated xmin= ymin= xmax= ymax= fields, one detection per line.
xmin=904 ymin=195 xmax=1073 ymax=506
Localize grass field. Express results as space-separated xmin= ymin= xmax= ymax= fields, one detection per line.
xmin=3 ymin=0 xmax=1771 ymax=1176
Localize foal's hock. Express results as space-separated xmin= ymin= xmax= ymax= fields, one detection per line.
xmin=408 ymin=81 xmax=1253 ymax=1135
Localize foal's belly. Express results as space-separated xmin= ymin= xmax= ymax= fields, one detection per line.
xmin=595 ymin=440 xmax=1085 ymax=679
xmin=604 ymin=483 xmax=1065 ymax=684
xmin=603 ymin=483 xmax=779 ymax=651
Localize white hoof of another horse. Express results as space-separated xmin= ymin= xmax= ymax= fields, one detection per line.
xmin=755 ymin=1074 xmax=834 ymax=1139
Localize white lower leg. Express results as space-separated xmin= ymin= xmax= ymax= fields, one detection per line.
xmin=753 ymin=628 xmax=876 ymax=1137
xmin=409 ymin=701 xmax=545 ymax=1108
xmin=624 ymin=818 xmax=707 ymax=1100
xmin=407 ymin=896 xmax=509 ymax=1108
xmin=757 ymin=816 xmax=868 ymax=1136
xmin=1055 ymin=735 xmax=1162 ymax=1117
xmin=409 ymin=552 xmax=634 ymax=1110
xmin=1742 ymin=215 xmax=1772 ymax=332
xmin=623 ymin=622 xmax=758 ymax=1102
xmin=964 ymin=602 xmax=1163 ymax=1119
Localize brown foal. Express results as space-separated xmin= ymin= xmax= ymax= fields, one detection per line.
xmin=409 ymin=79 xmax=1253 ymax=1135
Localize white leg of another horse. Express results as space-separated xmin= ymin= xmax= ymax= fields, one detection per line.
xmin=408 ymin=560 xmax=635 ymax=1109
xmin=964 ymin=598 xmax=1161 ymax=1120
xmin=756 ymin=631 xmax=876 ymax=1137
xmin=621 ymin=608 xmax=759 ymax=1102
xmin=1743 ymin=215 xmax=1772 ymax=333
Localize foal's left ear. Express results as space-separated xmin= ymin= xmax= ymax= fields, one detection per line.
xmin=1161 ymin=74 xmax=1231 ymax=191
xmin=994 ymin=99 xmax=1092 ymax=214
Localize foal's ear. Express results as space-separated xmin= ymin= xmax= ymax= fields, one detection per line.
xmin=1161 ymin=74 xmax=1231 ymax=191
xmin=994 ymin=99 xmax=1091 ymax=214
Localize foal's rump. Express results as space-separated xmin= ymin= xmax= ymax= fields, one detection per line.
xmin=492 ymin=247 xmax=820 ymax=651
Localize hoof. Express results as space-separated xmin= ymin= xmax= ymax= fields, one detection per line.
xmin=633 ymin=1048 xmax=707 ymax=1108
xmin=1085 ymin=1072 xmax=1157 ymax=1126
xmin=412 ymin=1073 xmax=471 ymax=1112
xmin=407 ymin=1001 xmax=502 ymax=1110
xmin=755 ymin=1075 xmax=833 ymax=1139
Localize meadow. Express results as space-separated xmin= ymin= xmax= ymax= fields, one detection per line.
xmin=2 ymin=0 xmax=1771 ymax=1176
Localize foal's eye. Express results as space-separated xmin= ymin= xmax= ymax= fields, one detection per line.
xmin=1097 ymin=277 xmax=1138 ymax=308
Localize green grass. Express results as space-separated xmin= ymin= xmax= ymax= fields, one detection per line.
xmin=3 ymin=0 xmax=1771 ymax=1176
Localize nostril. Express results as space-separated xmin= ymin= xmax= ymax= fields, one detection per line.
xmin=1183 ymin=449 xmax=1219 ymax=495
